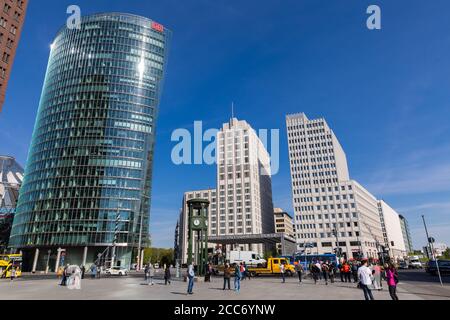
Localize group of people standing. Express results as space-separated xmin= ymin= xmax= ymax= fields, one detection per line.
xmin=297 ymin=258 xmax=400 ymax=301
xmin=309 ymin=260 xmax=338 ymax=285
xmin=357 ymin=260 xmax=399 ymax=301
xmin=59 ymin=264 xmax=83 ymax=289
xmin=143 ymin=263 xmax=172 ymax=286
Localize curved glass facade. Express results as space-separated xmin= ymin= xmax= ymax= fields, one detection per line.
xmin=9 ymin=13 xmax=170 ymax=268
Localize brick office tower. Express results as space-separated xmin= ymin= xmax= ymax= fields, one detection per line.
xmin=0 ymin=0 xmax=28 ymax=112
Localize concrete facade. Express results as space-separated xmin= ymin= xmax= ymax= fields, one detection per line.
xmin=286 ymin=113 xmax=387 ymax=259
xmin=274 ymin=208 xmax=294 ymax=254
xmin=378 ymin=200 xmax=407 ymax=260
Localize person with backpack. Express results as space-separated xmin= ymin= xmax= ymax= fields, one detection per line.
xmin=311 ymin=261 xmax=320 ymax=284
xmin=343 ymin=262 xmax=351 ymax=283
xmin=385 ymin=263 xmax=399 ymax=300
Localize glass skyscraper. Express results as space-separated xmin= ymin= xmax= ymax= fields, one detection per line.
xmin=9 ymin=13 xmax=171 ymax=270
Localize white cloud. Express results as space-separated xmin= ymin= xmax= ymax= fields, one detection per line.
xmin=365 ymin=161 xmax=450 ymax=196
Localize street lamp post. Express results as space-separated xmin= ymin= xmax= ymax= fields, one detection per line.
xmin=422 ymin=215 xmax=443 ymax=286
xmin=332 ymin=228 xmax=341 ymax=261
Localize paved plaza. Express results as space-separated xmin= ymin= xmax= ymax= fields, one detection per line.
xmin=1 ymin=270 xmax=449 ymax=300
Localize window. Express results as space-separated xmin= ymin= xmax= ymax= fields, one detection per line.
xmin=2 ymin=52 xmax=10 ymax=63
xmin=0 ymin=17 xmax=7 ymax=28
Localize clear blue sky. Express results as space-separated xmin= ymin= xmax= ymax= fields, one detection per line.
xmin=1 ymin=0 xmax=449 ymax=249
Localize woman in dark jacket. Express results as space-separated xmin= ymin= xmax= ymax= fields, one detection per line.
xmin=223 ymin=263 xmax=231 ymax=290
xmin=164 ymin=265 xmax=171 ymax=285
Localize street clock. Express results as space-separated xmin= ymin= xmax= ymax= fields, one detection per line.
xmin=187 ymin=198 xmax=210 ymax=276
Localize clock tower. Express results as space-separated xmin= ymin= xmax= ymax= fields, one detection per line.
xmin=187 ymin=198 xmax=209 ymax=276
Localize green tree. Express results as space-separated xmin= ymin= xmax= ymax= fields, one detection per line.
xmin=439 ymin=248 xmax=450 ymax=260
xmin=143 ymin=248 xmax=174 ymax=266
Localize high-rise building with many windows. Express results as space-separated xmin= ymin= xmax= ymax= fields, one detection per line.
xmin=0 ymin=0 xmax=28 ymax=112
xmin=216 ymin=118 xmax=274 ymax=254
xmin=286 ymin=113 xmax=385 ymax=259
xmin=399 ymin=214 xmax=413 ymax=254
xmin=9 ymin=13 xmax=171 ymax=270
xmin=175 ymin=118 xmax=275 ymax=262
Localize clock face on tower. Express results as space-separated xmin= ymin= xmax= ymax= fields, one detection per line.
xmin=193 ymin=219 xmax=200 ymax=227
xmin=205 ymin=221 xmax=208 ymax=227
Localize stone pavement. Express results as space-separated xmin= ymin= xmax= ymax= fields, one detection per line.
xmin=0 ymin=273 xmax=426 ymax=300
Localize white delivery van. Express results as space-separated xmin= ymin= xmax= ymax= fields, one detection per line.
xmin=228 ymin=251 xmax=266 ymax=267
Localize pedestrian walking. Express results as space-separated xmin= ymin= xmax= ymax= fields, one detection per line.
xmin=187 ymin=263 xmax=195 ymax=294
xmin=295 ymin=262 xmax=303 ymax=283
xmin=241 ymin=262 xmax=247 ymax=280
xmin=352 ymin=262 xmax=359 ymax=283
xmin=311 ymin=262 xmax=320 ymax=284
xmin=338 ymin=262 xmax=344 ymax=282
xmin=80 ymin=265 xmax=85 ymax=279
xmin=234 ymin=263 xmax=242 ymax=292
xmin=343 ymin=262 xmax=351 ymax=283
xmin=322 ymin=262 xmax=329 ymax=285
xmin=280 ymin=262 xmax=286 ymax=283
xmin=385 ymin=263 xmax=399 ymax=300
xmin=60 ymin=264 xmax=69 ymax=286
xmin=144 ymin=264 xmax=149 ymax=283
xmin=90 ymin=264 xmax=96 ymax=279
xmin=372 ymin=263 xmax=382 ymax=290
xmin=164 ymin=265 xmax=171 ymax=285
xmin=97 ymin=265 xmax=101 ymax=279
xmin=67 ymin=265 xmax=81 ymax=290
xmin=148 ymin=263 xmax=155 ymax=285
xmin=329 ymin=262 xmax=336 ymax=283
xmin=316 ymin=261 xmax=323 ymax=280
xmin=358 ymin=260 xmax=375 ymax=300
xmin=223 ymin=263 xmax=231 ymax=290
xmin=10 ymin=267 xmax=16 ymax=281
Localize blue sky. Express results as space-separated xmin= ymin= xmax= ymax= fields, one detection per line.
xmin=1 ymin=0 xmax=449 ymax=250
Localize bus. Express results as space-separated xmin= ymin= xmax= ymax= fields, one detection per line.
xmin=0 ymin=254 xmax=22 ymax=278
xmin=281 ymin=253 xmax=339 ymax=269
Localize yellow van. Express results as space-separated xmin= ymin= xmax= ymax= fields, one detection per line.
xmin=247 ymin=257 xmax=295 ymax=277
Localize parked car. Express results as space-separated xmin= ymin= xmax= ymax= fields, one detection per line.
xmin=105 ymin=266 xmax=128 ymax=276
xmin=426 ymin=260 xmax=450 ymax=275
xmin=398 ymin=261 xmax=408 ymax=269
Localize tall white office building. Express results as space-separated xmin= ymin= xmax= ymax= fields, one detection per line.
xmin=377 ymin=200 xmax=407 ymax=260
xmin=216 ymin=118 xmax=275 ymax=254
xmin=175 ymin=118 xmax=275 ymax=263
xmin=286 ymin=113 xmax=384 ymax=259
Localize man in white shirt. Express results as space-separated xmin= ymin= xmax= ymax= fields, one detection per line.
xmin=357 ymin=260 xmax=374 ymax=300
xmin=280 ymin=263 xmax=286 ymax=283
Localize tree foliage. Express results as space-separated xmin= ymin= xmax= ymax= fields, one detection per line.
xmin=142 ymin=247 xmax=174 ymax=266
